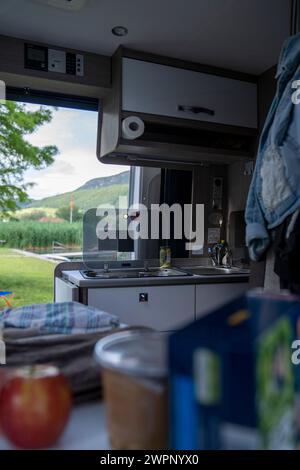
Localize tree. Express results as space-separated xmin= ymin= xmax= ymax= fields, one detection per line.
xmin=0 ymin=101 xmax=58 ymax=214
xmin=56 ymin=205 xmax=83 ymax=222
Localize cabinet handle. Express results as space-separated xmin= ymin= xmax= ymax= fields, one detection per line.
xmin=139 ymin=293 xmax=148 ymax=303
xmin=177 ymin=105 xmax=215 ymax=116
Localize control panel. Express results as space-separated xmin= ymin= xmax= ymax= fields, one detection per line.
xmin=25 ymin=44 xmax=84 ymax=77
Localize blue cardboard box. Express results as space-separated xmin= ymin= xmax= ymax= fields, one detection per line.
xmin=169 ymin=290 xmax=300 ymax=450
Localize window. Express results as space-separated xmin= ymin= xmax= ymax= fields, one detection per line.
xmin=0 ymin=89 xmax=130 ymax=307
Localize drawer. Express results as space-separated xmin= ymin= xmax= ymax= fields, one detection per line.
xmin=195 ymin=283 xmax=249 ymax=319
xmin=122 ymin=58 xmax=257 ymax=128
xmin=88 ymin=285 xmax=195 ymax=331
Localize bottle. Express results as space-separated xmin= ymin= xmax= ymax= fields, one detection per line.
xmin=160 ymin=246 xmax=171 ymax=269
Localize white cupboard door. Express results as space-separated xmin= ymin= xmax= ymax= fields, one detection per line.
xmin=122 ymin=58 xmax=257 ymax=128
xmin=88 ymin=285 xmax=195 ymax=331
xmin=195 ymin=283 xmax=249 ymax=319
xmin=55 ymin=278 xmax=79 ymax=303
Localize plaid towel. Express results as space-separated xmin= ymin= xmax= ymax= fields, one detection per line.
xmin=1 ymin=302 xmax=124 ymax=403
xmin=4 ymin=325 xmax=146 ymax=404
xmin=1 ymin=301 xmax=120 ymax=335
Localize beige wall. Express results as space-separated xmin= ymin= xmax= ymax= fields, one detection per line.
xmin=192 ymin=164 xmax=227 ymax=257
xmin=227 ymin=161 xmax=252 ymax=215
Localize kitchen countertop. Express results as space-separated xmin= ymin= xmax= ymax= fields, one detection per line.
xmin=62 ymin=269 xmax=250 ymax=288
xmin=0 ymin=402 xmax=110 ymax=450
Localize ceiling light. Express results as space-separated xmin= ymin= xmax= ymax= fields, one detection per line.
xmin=112 ymin=26 xmax=128 ymax=37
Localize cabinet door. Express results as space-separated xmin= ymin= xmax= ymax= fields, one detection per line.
xmin=122 ymin=58 xmax=257 ymax=128
xmin=55 ymin=278 xmax=79 ymax=302
xmin=195 ymin=283 xmax=248 ymax=319
xmin=88 ymin=285 xmax=195 ymax=331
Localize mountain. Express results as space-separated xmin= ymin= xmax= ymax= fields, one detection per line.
xmin=77 ymin=171 xmax=129 ymax=190
xmin=29 ymin=171 xmax=130 ymax=211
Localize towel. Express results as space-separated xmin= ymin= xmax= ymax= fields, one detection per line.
xmin=1 ymin=301 xmax=120 ymax=334
xmin=1 ymin=302 xmax=122 ymax=403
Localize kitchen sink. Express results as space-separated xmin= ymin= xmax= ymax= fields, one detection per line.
xmin=136 ymin=268 xmax=190 ymax=278
xmin=80 ymin=267 xmax=190 ymax=279
xmin=182 ymin=266 xmax=250 ymax=276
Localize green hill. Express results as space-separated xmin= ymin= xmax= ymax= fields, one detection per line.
xmin=77 ymin=171 xmax=129 ymax=190
xmin=29 ymin=171 xmax=130 ymax=211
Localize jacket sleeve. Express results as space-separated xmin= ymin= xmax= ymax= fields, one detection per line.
xmin=245 ymin=170 xmax=270 ymax=262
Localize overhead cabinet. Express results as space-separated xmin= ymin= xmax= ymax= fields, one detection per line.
xmin=98 ymin=48 xmax=258 ymax=168
xmin=122 ymin=58 xmax=257 ymax=129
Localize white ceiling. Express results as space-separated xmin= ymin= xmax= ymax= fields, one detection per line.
xmin=0 ymin=0 xmax=292 ymax=74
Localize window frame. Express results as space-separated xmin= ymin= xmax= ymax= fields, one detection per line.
xmin=5 ymin=86 xmax=99 ymax=111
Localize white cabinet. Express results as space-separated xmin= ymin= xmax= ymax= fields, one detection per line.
xmin=55 ymin=276 xmax=249 ymax=329
xmin=122 ymin=58 xmax=257 ymax=129
xmin=88 ymin=285 xmax=195 ymax=331
xmin=55 ymin=278 xmax=79 ymax=302
xmin=195 ymin=283 xmax=248 ymax=319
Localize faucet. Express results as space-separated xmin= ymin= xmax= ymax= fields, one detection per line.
xmin=143 ymin=261 xmax=150 ymax=272
xmin=209 ymin=241 xmax=232 ymax=268
xmin=222 ymin=248 xmax=233 ymax=268
xmin=103 ymin=263 xmax=109 ymax=273
xmin=208 ymin=244 xmax=222 ymax=266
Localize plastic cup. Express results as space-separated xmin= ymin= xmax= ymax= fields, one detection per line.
xmin=94 ymin=330 xmax=168 ymax=450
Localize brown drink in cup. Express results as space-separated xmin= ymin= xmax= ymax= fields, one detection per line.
xmin=95 ymin=330 xmax=168 ymax=450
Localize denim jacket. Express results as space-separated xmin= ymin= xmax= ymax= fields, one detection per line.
xmin=245 ymin=33 xmax=300 ymax=261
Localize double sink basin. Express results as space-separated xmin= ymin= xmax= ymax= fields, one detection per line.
xmin=81 ymin=265 xmax=249 ymax=280
xmin=81 ymin=267 xmax=188 ymax=279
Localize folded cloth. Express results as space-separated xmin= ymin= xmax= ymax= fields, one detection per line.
xmin=1 ymin=302 xmax=122 ymax=403
xmin=4 ymin=331 xmax=113 ymax=403
xmin=0 ymin=301 xmax=120 ymax=334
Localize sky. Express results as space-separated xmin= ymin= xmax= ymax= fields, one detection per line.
xmin=23 ymin=104 xmax=128 ymax=200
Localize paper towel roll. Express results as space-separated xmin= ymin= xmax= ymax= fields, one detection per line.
xmin=122 ymin=116 xmax=145 ymax=140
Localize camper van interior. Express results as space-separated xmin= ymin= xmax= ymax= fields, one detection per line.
xmin=0 ymin=0 xmax=300 ymax=455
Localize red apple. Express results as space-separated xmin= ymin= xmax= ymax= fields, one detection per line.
xmin=0 ymin=365 xmax=72 ymax=448
xmin=0 ymin=368 xmax=6 ymax=394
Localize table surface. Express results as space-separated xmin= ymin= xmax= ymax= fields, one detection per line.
xmin=0 ymin=401 xmax=110 ymax=450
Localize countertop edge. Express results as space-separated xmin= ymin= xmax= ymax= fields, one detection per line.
xmin=62 ymin=270 xmax=250 ymax=288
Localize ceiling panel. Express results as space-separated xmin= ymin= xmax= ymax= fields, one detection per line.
xmin=0 ymin=0 xmax=292 ymax=74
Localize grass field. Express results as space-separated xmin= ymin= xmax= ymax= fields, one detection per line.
xmin=0 ymin=248 xmax=55 ymax=308
xmin=0 ymin=221 xmax=82 ymax=249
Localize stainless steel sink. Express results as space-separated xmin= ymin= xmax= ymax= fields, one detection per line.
xmin=81 ymin=267 xmax=190 ymax=279
xmin=137 ymin=268 xmax=189 ymax=278
xmin=182 ymin=266 xmax=250 ymax=276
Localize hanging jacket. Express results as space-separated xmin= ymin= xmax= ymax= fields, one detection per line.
xmin=245 ymin=33 xmax=300 ymax=261
xmin=273 ymin=209 xmax=300 ymax=293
